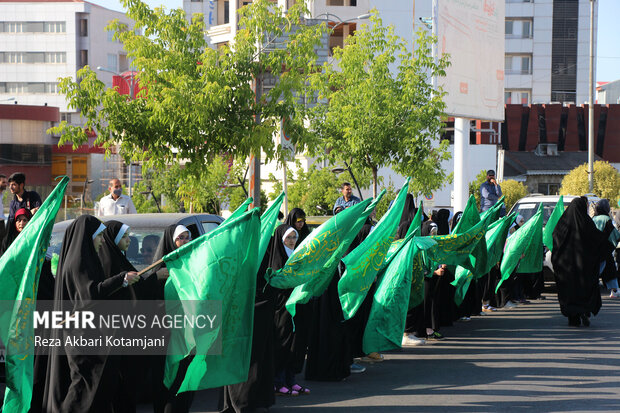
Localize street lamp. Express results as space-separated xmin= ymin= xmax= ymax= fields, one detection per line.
xmin=139 ymin=189 xmax=162 ymax=213
xmin=314 ymin=12 xmax=371 ymax=31
xmin=331 ymin=160 xmax=363 ymax=200
xmin=96 ymin=66 xmax=137 ymax=99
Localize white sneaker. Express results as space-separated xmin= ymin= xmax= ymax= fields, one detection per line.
xmin=610 ymin=290 xmax=620 ymax=298
xmin=503 ymin=301 xmax=518 ymax=309
xmin=402 ymin=334 xmax=426 ymax=346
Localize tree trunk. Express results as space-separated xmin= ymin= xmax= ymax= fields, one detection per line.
xmin=372 ymin=165 xmax=378 ymax=199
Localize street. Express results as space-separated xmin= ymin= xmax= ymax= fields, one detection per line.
xmin=176 ymin=291 xmax=620 ymax=412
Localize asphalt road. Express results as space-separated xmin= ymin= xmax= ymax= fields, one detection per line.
xmin=173 ymin=291 xmax=620 ymax=413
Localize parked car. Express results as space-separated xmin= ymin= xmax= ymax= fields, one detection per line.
xmin=48 ymin=213 xmax=224 ymax=271
xmin=508 ymin=194 xmax=601 ymax=283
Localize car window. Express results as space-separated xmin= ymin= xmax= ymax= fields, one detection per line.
xmin=201 ymin=221 xmax=219 ymax=234
xmin=512 ymin=202 xmax=539 ymax=223
xmin=128 ymin=228 xmax=164 ymax=270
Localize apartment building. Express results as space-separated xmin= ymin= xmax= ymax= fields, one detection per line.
xmin=504 ymin=0 xmax=597 ymax=105
xmin=0 ymin=0 xmax=135 ymax=199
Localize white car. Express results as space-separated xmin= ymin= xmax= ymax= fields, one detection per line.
xmin=508 ymin=194 xmax=601 ymax=278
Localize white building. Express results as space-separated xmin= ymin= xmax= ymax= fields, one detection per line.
xmin=503 ymin=0 xmax=597 ymax=105
xmin=0 ymin=0 xmax=136 ymax=200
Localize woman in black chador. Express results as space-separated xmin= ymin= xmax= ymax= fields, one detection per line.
xmin=552 ymin=197 xmax=613 ymax=327
xmin=42 ymin=215 xmax=139 ymax=413
xmin=219 ymin=224 xmax=295 ymax=411
xmin=150 ymin=224 xmax=195 ymax=413
xmin=305 ymin=214 xmax=373 ymax=381
xmin=98 ymin=220 xmax=155 ymax=413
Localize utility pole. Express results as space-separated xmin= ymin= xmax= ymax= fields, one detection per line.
xmin=588 ymin=0 xmax=595 ymax=192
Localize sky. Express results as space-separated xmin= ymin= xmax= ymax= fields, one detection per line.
xmin=92 ymin=0 xmax=620 ymax=83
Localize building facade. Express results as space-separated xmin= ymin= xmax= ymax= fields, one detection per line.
xmin=504 ymin=0 xmax=597 ymax=105
xmin=0 ymin=0 xmax=136 ymax=200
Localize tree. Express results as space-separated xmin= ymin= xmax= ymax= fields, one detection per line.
xmin=49 ymin=0 xmax=327 ymax=197
xmin=308 ymin=12 xmax=451 ymax=198
xmin=560 ymin=161 xmax=620 ymax=202
xmin=469 ymin=169 xmax=528 ymax=212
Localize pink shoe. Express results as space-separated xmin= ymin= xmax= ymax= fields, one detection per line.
xmin=275 ymin=386 xmax=299 ymax=396
xmin=291 ymin=384 xmax=311 ymax=394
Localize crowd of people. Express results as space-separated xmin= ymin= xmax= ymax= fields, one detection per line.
xmin=0 ymin=174 xmax=618 ymax=413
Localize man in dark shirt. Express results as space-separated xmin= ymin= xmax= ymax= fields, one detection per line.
xmin=8 ymin=172 xmax=42 ymax=221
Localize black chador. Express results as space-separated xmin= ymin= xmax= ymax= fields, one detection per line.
xmin=43 ymin=215 xmax=128 ymax=413
xmin=552 ymin=197 xmax=613 ymax=326
xmin=218 ymin=225 xmax=292 ymax=411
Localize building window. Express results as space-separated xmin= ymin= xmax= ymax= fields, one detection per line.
xmin=80 ymin=50 xmax=88 ymax=68
xmin=505 ymin=19 xmax=533 ymax=39
xmin=505 ymin=54 xmax=532 ymax=75
xmin=79 ymin=19 xmax=88 ymax=37
xmin=46 ymin=52 xmax=67 ymax=63
xmin=107 ymin=54 xmax=118 ymax=72
xmin=0 ymin=82 xmax=59 ymax=94
xmin=0 ymin=52 xmax=66 ymax=63
xmin=537 ymin=183 xmax=560 ymax=195
xmin=0 ymin=21 xmax=66 ymax=33
xmin=505 ymin=90 xmax=531 ymax=105
xmin=44 ymin=22 xmax=66 ymax=33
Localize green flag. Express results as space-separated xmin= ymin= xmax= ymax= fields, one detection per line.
xmin=427 ymin=218 xmax=487 ymax=270
xmin=497 ymin=204 xmax=543 ymax=292
xmin=459 ymin=199 xmax=507 ymax=280
xmin=452 ymin=195 xmax=480 ymax=234
xmin=259 ymin=192 xmax=285 ymax=262
xmin=285 ymin=191 xmax=386 ymax=319
xmin=543 ymin=195 xmax=563 ymax=251
xmin=266 ymin=198 xmax=372 ymax=289
xmin=338 ymin=178 xmax=410 ymax=320
xmin=362 ymin=227 xmax=436 ymax=354
xmin=451 ymin=212 xmax=516 ymax=305
xmin=0 ymin=176 xmax=68 ymax=413
xmin=163 ymin=208 xmax=261 ymax=393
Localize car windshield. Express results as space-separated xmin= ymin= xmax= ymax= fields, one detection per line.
xmin=49 ymin=226 xmax=166 ymax=271
xmin=512 ymin=202 xmax=564 ymax=225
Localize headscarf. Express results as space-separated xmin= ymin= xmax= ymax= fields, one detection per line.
xmin=594 ymin=199 xmax=611 ymax=217
xmin=172 ymin=225 xmax=191 ymax=243
xmin=269 ymin=224 xmax=295 ymax=271
xmin=284 ymin=208 xmax=310 ymax=247
xmin=152 ymin=224 xmax=181 ymax=264
xmin=0 ymin=208 xmax=33 ymax=255
xmin=551 ymin=197 xmax=612 ymax=317
xmin=98 ymin=220 xmax=136 ymax=276
xmin=451 ymin=211 xmax=463 ymax=232
xmin=98 ymin=220 xmax=136 ymax=300
xmin=399 ymin=194 xmax=416 ymax=228
xmin=421 ymin=212 xmax=438 ymax=236
xmin=15 ymin=207 xmax=32 ymax=222
xmin=281 ymin=227 xmax=298 ymax=257
xmin=436 ymin=209 xmax=451 ymax=236
xmin=54 ymin=215 xmax=125 ymax=306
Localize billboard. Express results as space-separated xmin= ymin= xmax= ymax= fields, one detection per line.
xmin=435 ymin=0 xmax=505 ymax=121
